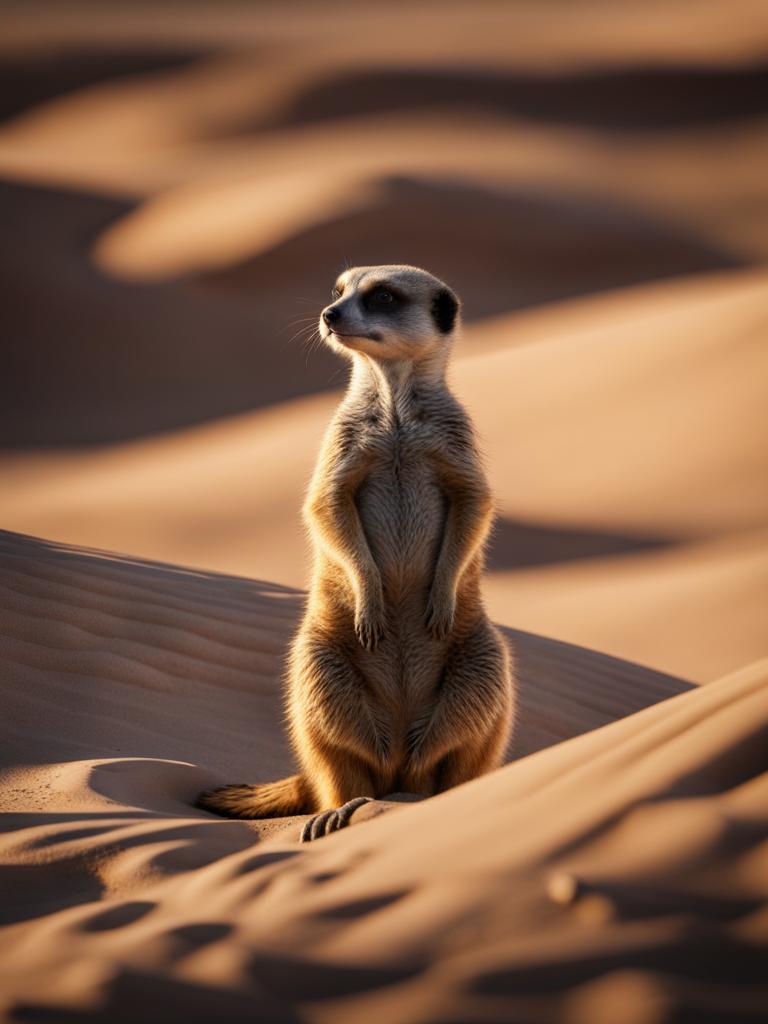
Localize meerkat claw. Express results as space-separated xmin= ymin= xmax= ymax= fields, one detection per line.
xmin=355 ymin=619 xmax=384 ymax=651
xmin=300 ymin=808 xmax=335 ymax=842
xmin=300 ymin=796 xmax=374 ymax=842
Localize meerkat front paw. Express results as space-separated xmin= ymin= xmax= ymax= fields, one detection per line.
xmin=354 ymin=592 xmax=386 ymax=650
xmin=425 ymin=586 xmax=456 ymax=639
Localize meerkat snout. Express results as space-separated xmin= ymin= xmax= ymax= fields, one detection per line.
xmin=319 ymin=264 xmax=460 ymax=362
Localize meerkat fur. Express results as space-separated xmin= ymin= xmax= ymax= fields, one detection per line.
xmin=197 ymin=265 xmax=514 ymax=837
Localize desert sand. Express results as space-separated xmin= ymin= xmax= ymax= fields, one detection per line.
xmin=1 ymin=529 xmax=766 ymax=1023
xmin=1 ymin=2 xmax=767 ymax=1020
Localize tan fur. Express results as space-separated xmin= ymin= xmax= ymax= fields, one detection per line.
xmin=197 ymin=265 xmax=514 ymax=824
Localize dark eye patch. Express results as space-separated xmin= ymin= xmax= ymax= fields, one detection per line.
xmin=362 ymin=283 xmax=407 ymax=313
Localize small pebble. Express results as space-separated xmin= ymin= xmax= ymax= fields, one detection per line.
xmin=547 ymin=872 xmax=581 ymax=905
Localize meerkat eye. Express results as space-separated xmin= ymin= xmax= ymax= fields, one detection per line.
xmin=331 ymin=285 xmax=342 ymax=300
xmin=362 ymin=285 xmax=401 ymax=312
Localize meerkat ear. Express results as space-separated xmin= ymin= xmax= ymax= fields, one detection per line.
xmin=431 ymin=287 xmax=459 ymax=334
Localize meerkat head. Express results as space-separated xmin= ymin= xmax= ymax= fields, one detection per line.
xmin=318 ymin=265 xmax=460 ymax=362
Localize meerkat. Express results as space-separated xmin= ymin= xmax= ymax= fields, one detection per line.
xmin=197 ymin=265 xmax=514 ymax=840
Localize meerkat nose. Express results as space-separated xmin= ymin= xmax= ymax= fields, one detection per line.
xmin=323 ymin=307 xmax=341 ymax=325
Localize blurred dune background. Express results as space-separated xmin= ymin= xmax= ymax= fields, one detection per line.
xmin=2 ymin=0 xmax=766 ymax=681
xmin=1 ymin=4 xmax=768 ymax=1022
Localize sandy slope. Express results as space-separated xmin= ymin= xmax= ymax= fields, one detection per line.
xmin=3 ymin=269 xmax=766 ymax=681
xmin=0 ymin=529 xmax=765 ymax=1023
xmin=484 ymin=527 xmax=768 ymax=683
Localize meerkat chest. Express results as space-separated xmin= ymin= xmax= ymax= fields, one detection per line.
xmin=355 ymin=419 xmax=447 ymax=588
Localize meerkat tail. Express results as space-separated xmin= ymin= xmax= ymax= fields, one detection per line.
xmin=195 ymin=774 xmax=313 ymax=819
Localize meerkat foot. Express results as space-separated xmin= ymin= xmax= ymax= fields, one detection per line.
xmin=424 ymin=589 xmax=456 ymax=640
xmin=300 ymin=796 xmax=374 ymax=842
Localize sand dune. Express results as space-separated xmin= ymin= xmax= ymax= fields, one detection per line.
xmin=1 ymin=3 xmax=766 ymax=1018
xmin=0 ymin=529 xmax=764 ymax=1022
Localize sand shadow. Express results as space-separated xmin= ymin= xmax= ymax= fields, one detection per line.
xmin=10 ymin=968 xmax=300 ymax=1023
xmin=253 ymin=63 xmax=768 ymax=133
xmin=0 ymin=48 xmax=208 ymax=123
xmin=487 ymin=516 xmax=677 ymax=571
xmin=0 ymin=859 xmax=104 ymax=927
xmin=79 ymin=900 xmax=156 ymax=932
xmin=247 ymin=950 xmax=422 ymax=1001
xmin=470 ymin=930 xmax=766 ymax=996
xmin=0 ymin=808 xmax=261 ymax=926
